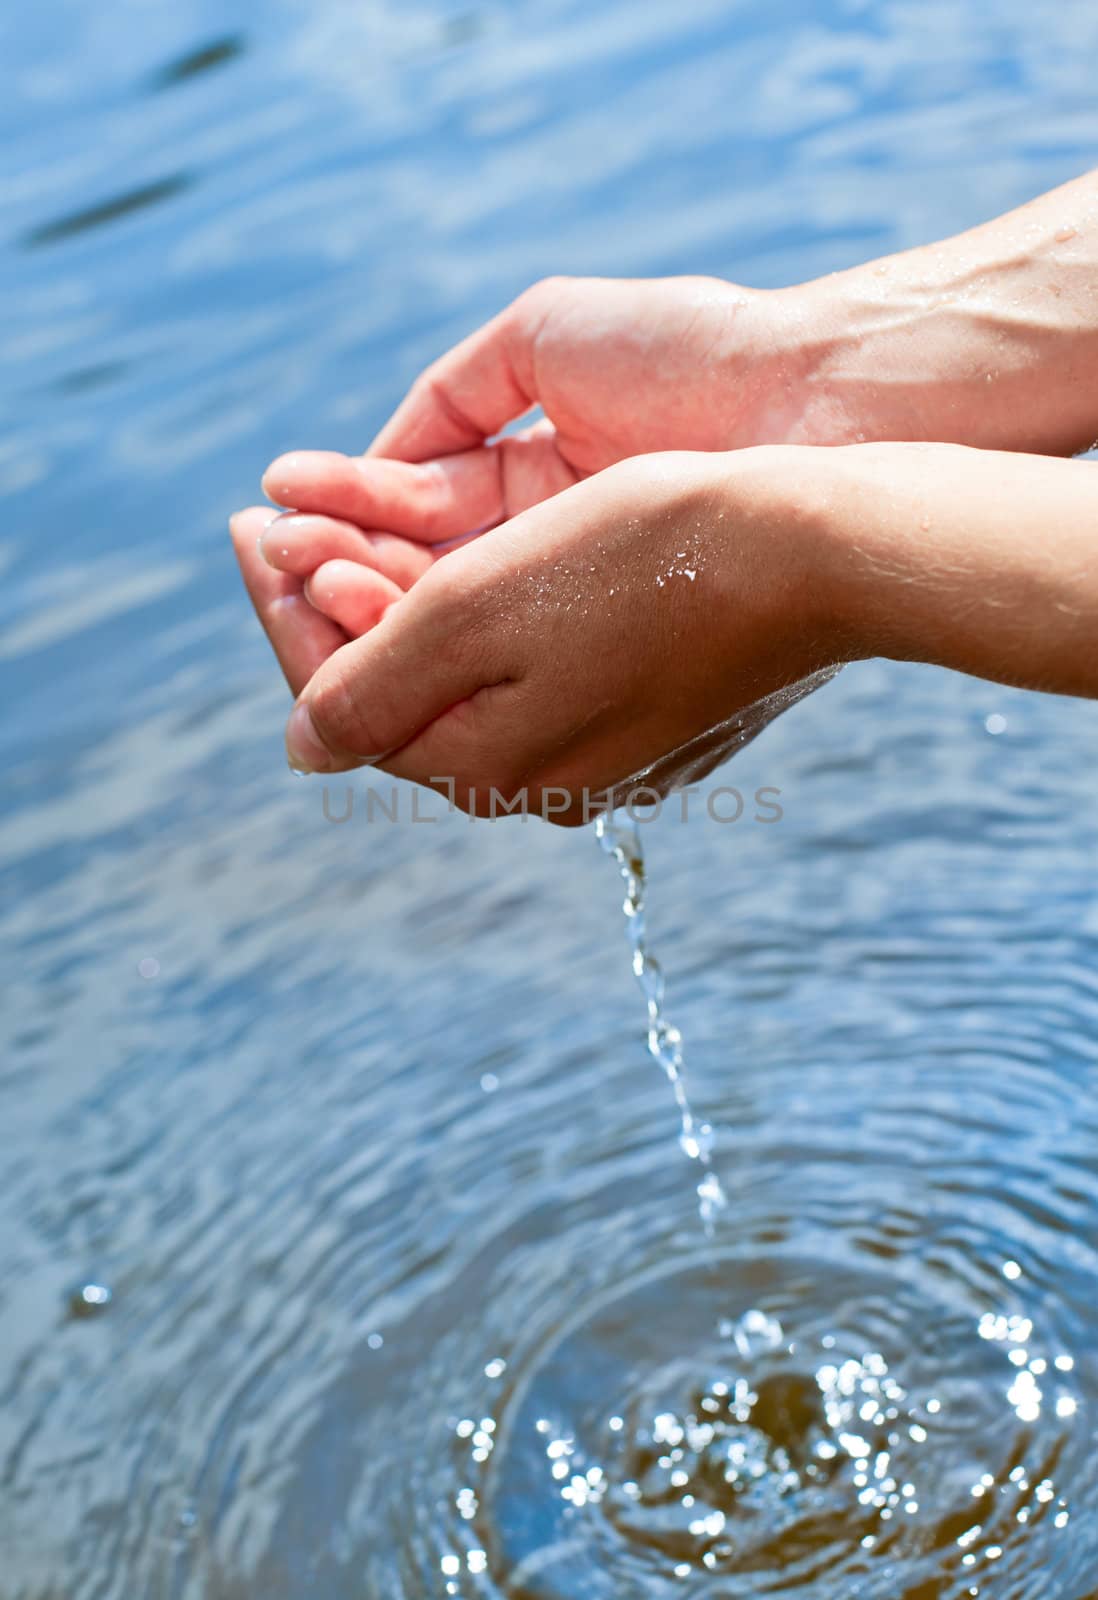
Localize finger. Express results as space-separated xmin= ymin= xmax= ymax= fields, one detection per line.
xmin=263 ymin=429 xmax=579 ymax=545
xmin=260 ymin=514 xmax=437 ymax=589
xmin=284 ymin=549 xmax=511 ymax=774
xmin=367 ymin=294 xmax=540 ymax=461
xmin=230 ymin=507 xmax=347 ymax=697
xmin=303 ymin=559 xmax=405 ymax=637
xmin=262 ymin=447 xmax=505 ymax=544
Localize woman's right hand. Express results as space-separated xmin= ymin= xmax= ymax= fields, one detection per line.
xmin=260 ymin=159 xmax=1098 ymax=598
xmin=257 ymin=272 xmax=815 ymax=550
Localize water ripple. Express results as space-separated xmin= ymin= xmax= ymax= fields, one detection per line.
xmin=4 ymin=0 xmax=1098 ymax=1595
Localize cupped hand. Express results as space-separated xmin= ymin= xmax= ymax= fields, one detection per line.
xmin=236 ymin=277 xmax=833 ymax=809
xmin=239 ymin=449 xmax=845 ymax=825
xmin=257 ymin=275 xmax=806 ymax=566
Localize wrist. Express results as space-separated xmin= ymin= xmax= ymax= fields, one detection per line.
xmin=771 ymin=269 xmax=943 ymax=445
xmin=704 ymin=445 xmax=867 ymax=673
xmin=725 ymin=272 xmax=958 ymax=449
xmin=773 ymin=439 xmax=1098 ymax=697
xmin=778 ymin=222 xmax=1098 ymax=456
xmin=711 ymin=441 xmax=958 ymax=673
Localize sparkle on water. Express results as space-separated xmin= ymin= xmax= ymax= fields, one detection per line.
xmin=442 ymin=1253 xmax=1081 ymax=1598
xmin=68 ymin=1282 xmax=113 ymax=1319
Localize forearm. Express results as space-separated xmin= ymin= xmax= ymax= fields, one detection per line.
xmin=776 ymin=169 xmax=1098 ymax=457
xmin=785 ymin=442 xmax=1098 ymax=698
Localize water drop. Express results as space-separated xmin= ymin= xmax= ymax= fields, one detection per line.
xmin=68 ymin=1282 xmax=112 ymax=1318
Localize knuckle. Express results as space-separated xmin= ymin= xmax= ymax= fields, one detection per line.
xmin=409 ymin=367 xmax=465 ymax=438
xmin=405 ymin=471 xmax=447 ymax=537
xmin=535 ymin=272 xmax=574 ymax=296
xmin=514 ymin=274 xmax=571 ymax=319
xmin=309 ymin=671 xmax=384 ymax=761
xmin=410 ymin=362 xmax=443 ymax=403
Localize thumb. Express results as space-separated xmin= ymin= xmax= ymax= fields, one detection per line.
xmin=367 ymin=283 xmax=556 ymax=462
xmin=283 ymin=568 xmax=498 ymax=774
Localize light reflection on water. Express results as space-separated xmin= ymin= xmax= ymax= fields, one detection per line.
xmin=466 ymin=1251 xmax=1082 ymax=1596
xmin=3 ymin=1 xmax=1098 ymax=1597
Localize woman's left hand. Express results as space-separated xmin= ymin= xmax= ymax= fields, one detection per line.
xmin=232 ymin=448 xmax=841 ymax=823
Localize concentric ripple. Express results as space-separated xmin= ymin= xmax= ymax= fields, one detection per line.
xmin=435 ymin=1232 xmax=1089 ymax=1600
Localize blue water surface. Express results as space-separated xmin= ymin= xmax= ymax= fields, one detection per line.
xmin=3 ymin=3 xmax=1098 ymax=1597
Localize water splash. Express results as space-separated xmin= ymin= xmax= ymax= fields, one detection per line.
xmin=481 ymin=1254 xmax=1082 ymax=1598
xmin=595 ymin=810 xmax=728 ymax=1233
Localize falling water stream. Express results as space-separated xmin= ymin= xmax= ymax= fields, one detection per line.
xmin=590 ymin=671 xmax=845 ymax=1237
xmin=595 ymin=810 xmax=729 ymax=1233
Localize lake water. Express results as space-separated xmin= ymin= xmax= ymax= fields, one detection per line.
xmin=3 ymin=2 xmax=1098 ymax=1596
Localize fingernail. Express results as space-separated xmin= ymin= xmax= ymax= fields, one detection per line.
xmin=257 ymin=527 xmax=281 ymax=565
xmin=261 ymin=455 xmax=299 ymax=503
xmin=259 ymin=511 xmax=311 ymax=565
xmin=285 ymin=701 xmax=333 ymax=774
